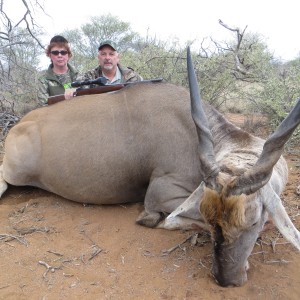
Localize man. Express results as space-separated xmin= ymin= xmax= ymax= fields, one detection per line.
xmin=82 ymin=40 xmax=143 ymax=84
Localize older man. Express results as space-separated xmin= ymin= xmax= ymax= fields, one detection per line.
xmin=82 ymin=40 xmax=143 ymax=85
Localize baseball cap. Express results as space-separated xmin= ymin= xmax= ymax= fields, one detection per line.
xmin=50 ymin=35 xmax=69 ymax=43
xmin=98 ymin=40 xmax=117 ymax=51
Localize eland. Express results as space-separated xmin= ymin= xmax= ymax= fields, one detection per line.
xmin=0 ymin=47 xmax=299 ymax=286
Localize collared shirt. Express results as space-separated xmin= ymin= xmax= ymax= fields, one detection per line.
xmin=104 ymin=67 xmax=122 ymax=85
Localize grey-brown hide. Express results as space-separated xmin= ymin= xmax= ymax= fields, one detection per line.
xmin=0 ymin=81 xmax=202 ymax=218
xmin=0 ymin=51 xmax=300 ymax=288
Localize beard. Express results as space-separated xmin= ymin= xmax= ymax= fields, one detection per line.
xmin=102 ymin=63 xmax=114 ymax=71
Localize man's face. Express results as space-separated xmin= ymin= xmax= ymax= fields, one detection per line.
xmin=98 ymin=46 xmax=119 ymax=71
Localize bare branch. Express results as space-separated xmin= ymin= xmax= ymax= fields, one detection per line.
xmin=218 ymin=19 xmax=250 ymax=77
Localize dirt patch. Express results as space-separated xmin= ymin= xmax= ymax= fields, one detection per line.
xmin=0 ymin=116 xmax=299 ymax=300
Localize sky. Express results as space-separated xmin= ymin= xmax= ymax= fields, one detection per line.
xmin=5 ymin=0 xmax=300 ymax=64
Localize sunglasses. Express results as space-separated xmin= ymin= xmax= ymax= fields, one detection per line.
xmin=50 ymin=50 xmax=69 ymax=56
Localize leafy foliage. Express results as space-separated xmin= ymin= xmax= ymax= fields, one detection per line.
xmin=63 ymin=14 xmax=139 ymax=72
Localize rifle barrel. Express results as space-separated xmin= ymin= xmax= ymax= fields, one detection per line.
xmin=47 ymin=84 xmax=124 ymax=105
xmin=47 ymin=78 xmax=163 ymax=105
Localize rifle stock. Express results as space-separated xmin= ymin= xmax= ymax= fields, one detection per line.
xmin=47 ymin=84 xmax=124 ymax=105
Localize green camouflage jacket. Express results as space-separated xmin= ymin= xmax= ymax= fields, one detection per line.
xmin=38 ymin=63 xmax=79 ymax=104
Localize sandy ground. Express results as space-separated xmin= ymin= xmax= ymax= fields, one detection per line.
xmin=0 ymin=116 xmax=299 ymax=300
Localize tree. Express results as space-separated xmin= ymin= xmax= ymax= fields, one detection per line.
xmin=0 ymin=0 xmax=44 ymax=48
xmin=1 ymin=11 xmax=299 ymax=146
xmin=62 ymin=16 xmax=299 ymax=129
xmin=186 ymin=20 xmax=275 ymax=111
xmin=0 ymin=0 xmax=45 ymax=117
xmin=124 ymin=35 xmax=188 ymax=83
xmin=62 ymin=14 xmax=140 ymax=72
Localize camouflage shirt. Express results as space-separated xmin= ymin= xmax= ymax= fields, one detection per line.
xmin=80 ymin=64 xmax=143 ymax=85
xmin=38 ymin=63 xmax=79 ymax=104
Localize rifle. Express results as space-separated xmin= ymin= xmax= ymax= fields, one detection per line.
xmin=47 ymin=77 xmax=163 ymax=105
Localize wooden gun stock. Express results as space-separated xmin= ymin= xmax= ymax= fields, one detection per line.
xmin=47 ymin=84 xmax=125 ymax=105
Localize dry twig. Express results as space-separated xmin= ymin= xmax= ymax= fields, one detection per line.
xmin=0 ymin=112 xmax=19 ymax=142
xmin=161 ymin=233 xmax=199 ymax=256
xmin=38 ymin=260 xmax=61 ymax=279
xmin=47 ymin=250 xmax=63 ymax=257
xmin=0 ymin=233 xmax=28 ymax=246
xmin=14 ymin=226 xmax=50 ymax=235
xmin=0 ymin=285 xmax=10 ymax=290
xmin=81 ymin=230 xmax=103 ymax=261
xmin=265 ymin=259 xmax=290 ymax=265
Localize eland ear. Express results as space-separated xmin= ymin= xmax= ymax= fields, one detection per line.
xmin=157 ymin=182 xmax=208 ymax=231
xmin=263 ymin=184 xmax=300 ymax=251
xmin=167 ymin=181 xmax=206 ymax=220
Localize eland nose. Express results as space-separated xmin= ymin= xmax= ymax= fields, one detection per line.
xmin=212 ymin=267 xmax=248 ymax=287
